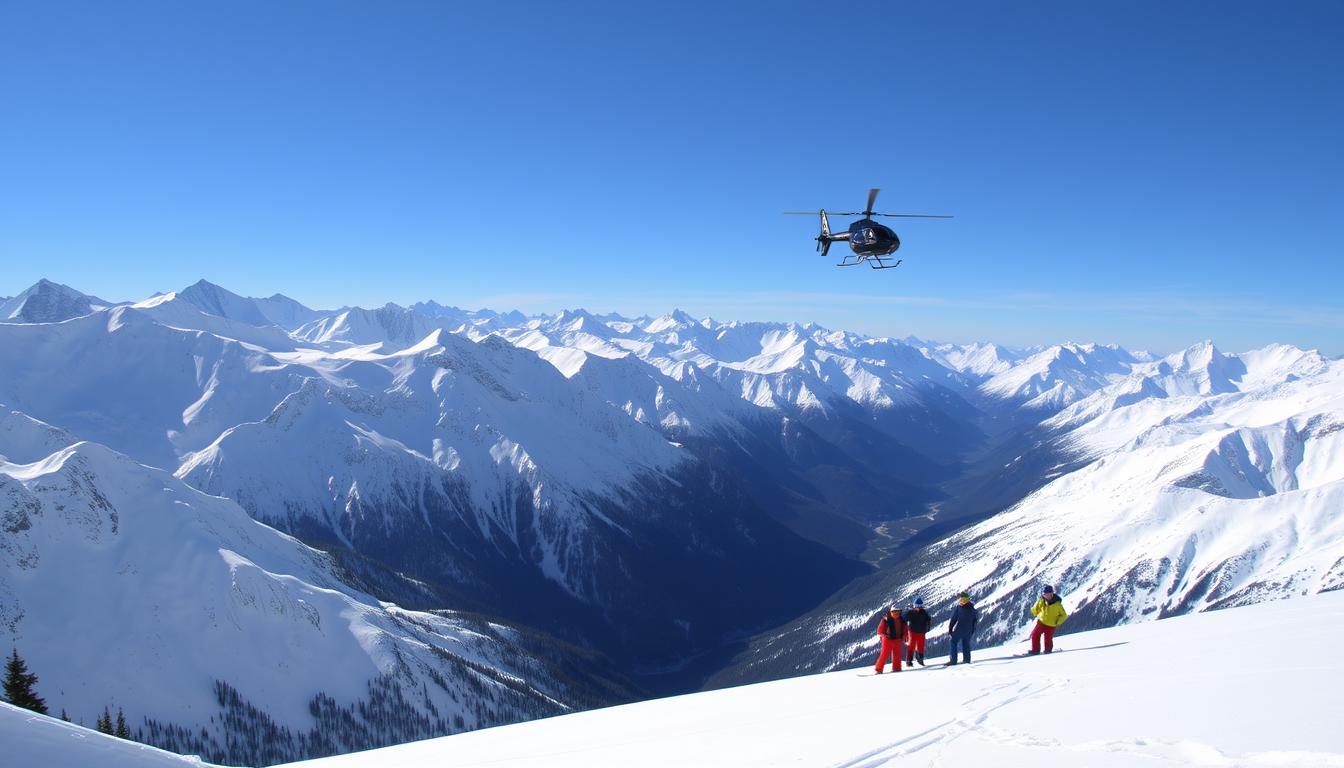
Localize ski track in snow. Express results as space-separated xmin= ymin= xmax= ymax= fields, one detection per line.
xmin=832 ymin=678 xmax=1060 ymax=768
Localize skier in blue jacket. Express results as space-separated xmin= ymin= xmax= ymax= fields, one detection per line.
xmin=946 ymin=591 xmax=978 ymax=666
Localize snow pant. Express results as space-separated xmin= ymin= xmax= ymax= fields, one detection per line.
xmin=905 ymin=632 xmax=927 ymax=664
xmin=875 ymin=637 xmax=903 ymax=672
xmin=949 ymin=635 xmax=972 ymax=663
xmin=1030 ymin=621 xmax=1057 ymax=653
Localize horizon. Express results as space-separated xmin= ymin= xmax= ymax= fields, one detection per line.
xmin=3 ymin=3 xmax=1341 ymax=354
xmin=3 ymin=274 xmax=1334 ymax=359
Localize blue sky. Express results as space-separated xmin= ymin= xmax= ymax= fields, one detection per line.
xmin=2 ymin=2 xmax=1341 ymax=353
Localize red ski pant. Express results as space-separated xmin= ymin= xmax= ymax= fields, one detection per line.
xmin=905 ymin=632 xmax=927 ymax=661
xmin=1030 ymin=621 xmax=1057 ymax=653
xmin=875 ymin=637 xmax=903 ymax=672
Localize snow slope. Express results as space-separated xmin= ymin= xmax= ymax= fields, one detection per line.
xmin=14 ymin=593 xmax=1343 ymax=768
xmin=274 ymin=591 xmax=1344 ymax=768
xmin=0 ymin=407 xmax=633 ymax=766
xmin=1 ymin=703 xmax=217 ymax=768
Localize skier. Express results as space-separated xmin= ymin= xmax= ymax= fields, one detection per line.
xmin=946 ymin=591 xmax=977 ymax=666
xmin=873 ymin=606 xmax=906 ymax=674
xmin=1028 ymin=585 xmax=1068 ymax=654
xmin=903 ymin=597 xmax=931 ymax=667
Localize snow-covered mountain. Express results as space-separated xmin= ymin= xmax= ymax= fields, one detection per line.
xmin=707 ymin=340 xmax=1344 ymax=686
xmin=292 ymin=303 xmax=509 ymax=349
xmin=17 ymin=592 xmax=1340 ymax=768
xmin=0 ymin=282 xmax=866 ymax=688
xmin=926 ymin=340 xmax=1025 ymax=377
xmin=172 ymin=328 xmax=863 ymax=663
xmin=978 ymin=342 xmax=1143 ymax=410
xmin=0 ymin=279 xmax=115 ymax=324
xmin=4 ymin=277 xmax=1341 ymax=766
xmin=496 ymin=310 xmax=993 ymax=554
xmin=0 ymin=406 xmax=634 ymax=766
xmin=173 ymin=279 xmax=327 ymax=331
xmin=0 ymin=307 xmax=307 ymax=469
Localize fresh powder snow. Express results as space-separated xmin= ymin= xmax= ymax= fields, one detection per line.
xmin=9 ymin=592 xmax=1343 ymax=767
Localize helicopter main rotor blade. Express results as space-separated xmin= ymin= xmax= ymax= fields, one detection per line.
xmin=870 ymin=213 xmax=954 ymax=219
xmin=865 ymin=188 xmax=880 ymax=216
xmin=783 ymin=211 xmax=823 ymax=215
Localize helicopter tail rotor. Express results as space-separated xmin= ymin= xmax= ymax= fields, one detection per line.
xmin=816 ymin=210 xmax=832 ymax=257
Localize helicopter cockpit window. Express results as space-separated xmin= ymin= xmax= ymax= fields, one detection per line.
xmin=853 ymin=228 xmax=875 ymax=245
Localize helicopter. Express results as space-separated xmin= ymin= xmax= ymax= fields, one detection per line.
xmin=786 ymin=188 xmax=952 ymax=269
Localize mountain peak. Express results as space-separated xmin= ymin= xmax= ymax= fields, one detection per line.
xmin=643 ymin=309 xmax=697 ymax=333
xmin=410 ymin=299 xmax=468 ymax=318
xmin=1171 ymin=339 xmax=1225 ymax=369
xmin=179 ymin=279 xmax=244 ymax=303
xmin=0 ymin=279 xmax=108 ymax=324
xmin=173 ymin=280 xmax=276 ymax=327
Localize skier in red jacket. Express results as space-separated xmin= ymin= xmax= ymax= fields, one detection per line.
xmin=873 ymin=606 xmax=906 ymax=674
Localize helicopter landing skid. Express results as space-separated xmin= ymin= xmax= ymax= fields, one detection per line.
xmin=836 ymin=255 xmax=902 ymax=269
xmin=868 ymin=258 xmax=902 ymax=270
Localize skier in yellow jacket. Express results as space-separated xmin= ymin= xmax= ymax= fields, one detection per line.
xmin=1028 ymin=585 xmax=1067 ymax=654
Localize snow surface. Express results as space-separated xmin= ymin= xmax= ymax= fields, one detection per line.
xmin=272 ymin=591 xmax=1342 ymax=767
xmin=0 ymin=409 xmax=590 ymax=751
xmin=12 ymin=593 xmax=1344 ymax=767
xmin=1 ymin=703 xmax=214 ymax=767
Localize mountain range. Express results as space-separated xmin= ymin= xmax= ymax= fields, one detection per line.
xmin=2 ymin=277 xmax=1340 ymax=765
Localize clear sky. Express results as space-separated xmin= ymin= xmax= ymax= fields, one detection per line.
xmin=2 ymin=2 xmax=1341 ymax=354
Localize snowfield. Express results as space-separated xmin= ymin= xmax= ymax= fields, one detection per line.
xmin=9 ymin=591 xmax=1344 ymax=767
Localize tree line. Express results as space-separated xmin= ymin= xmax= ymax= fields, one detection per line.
xmin=4 ymin=647 xmax=132 ymax=739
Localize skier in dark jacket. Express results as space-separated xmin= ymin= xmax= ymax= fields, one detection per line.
xmin=946 ymin=592 xmax=978 ymax=666
xmin=902 ymin=597 xmax=932 ymax=667
xmin=873 ymin=606 xmax=906 ymax=674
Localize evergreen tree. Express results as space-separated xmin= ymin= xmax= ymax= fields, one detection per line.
xmin=115 ymin=707 xmax=130 ymax=739
xmin=3 ymin=648 xmax=48 ymax=714
xmin=97 ymin=706 xmax=113 ymax=734
xmin=60 ymin=709 xmax=70 ymax=722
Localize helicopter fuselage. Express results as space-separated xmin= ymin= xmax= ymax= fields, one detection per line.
xmin=846 ymin=218 xmax=900 ymax=256
xmin=786 ymin=188 xmax=947 ymax=269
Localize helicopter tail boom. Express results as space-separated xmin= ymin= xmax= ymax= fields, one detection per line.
xmin=815 ymin=209 xmax=848 ymax=257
